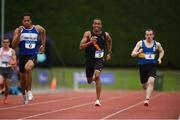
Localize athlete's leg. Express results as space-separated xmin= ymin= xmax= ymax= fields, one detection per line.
xmin=4 ymin=78 xmax=10 ymax=98
xmin=20 ymin=72 xmax=29 ymax=104
xmin=19 ymin=55 xmax=28 ymax=95
xmin=0 ymin=75 xmax=5 ymax=92
xmin=94 ymin=69 xmax=101 ymax=100
xmin=20 ymin=72 xmax=27 ymax=95
xmin=145 ymin=76 xmax=155 ymax=100
xmin=139 ymin=65 xmax=148 ymax=90
xmin=25 ymin=60 xmax=34 ymax=91
xmin=3 ymin=77 xmax=10 ymax=104
xmin=86 ymin=61 xmax=94 ymax=84
xmin=145 ymin=64 xmax=156 ymax=100
xmin=25 ymin=60 xmax=35 ymax=101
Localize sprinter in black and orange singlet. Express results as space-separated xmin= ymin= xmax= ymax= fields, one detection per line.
xmin=80 ymin=18 xmax=112 ymax=106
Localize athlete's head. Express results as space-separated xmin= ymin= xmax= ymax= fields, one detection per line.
xmin=145 ymin=29 xmax=154 ymax=42
xmin=2 ymin=36 xmax=10 ymax=48
xmin=92 ymin=18 xmax=102 ymax=32
xmin=22 ymin=12 xmax=32 ymax=28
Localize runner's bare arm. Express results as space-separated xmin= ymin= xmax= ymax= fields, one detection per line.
xmin=79 ymin=31 xmax=93 ymax=50
xmin=12 ymin=27 xmax=22 ymax=48
xmin=105 ymin=32 xmax=112 ymax=61
xmin=9 ymin=49 xmax=16 ymax=65
xmin=105 ymin=32 xmax=112 ymax=53
xmin=156 ymin=42 xmax=164 ymax=64
xmin=131 ymin=41 xmax=143 ymax=57
xmin=36 ymin=25 xmax=46 ymax=53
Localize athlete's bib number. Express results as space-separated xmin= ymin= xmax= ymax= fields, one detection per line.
xmin=95 ymin=50 xmax=104 ymax=58
xmin=25 ymin=41 xmax=36 ymax=49
xmin=0 ymin=61 xmax=9 ymax=67
xmin=145 ymin=53 xmax=155 ymax=60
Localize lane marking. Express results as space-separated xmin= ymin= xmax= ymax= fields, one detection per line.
xmin=0 ymin=96 xmax=79 ymax=111
xmin=101 ymin=93 xmax=162 ymax=120
xmin=18 ymin=95 xmax=128 ymax=119
xmin=0 ymin=91 xmax=95 ymax=111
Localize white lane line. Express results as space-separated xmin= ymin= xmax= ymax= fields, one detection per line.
xmin=0 ymin=96 xmax=79 ymax=111
xmin=0 ymin=92 xmax=69 ymax=109
xmin=101 ymin=93 xmax=162 ymax=120
xmin=18 ymin=95 xmax=127 ymax=120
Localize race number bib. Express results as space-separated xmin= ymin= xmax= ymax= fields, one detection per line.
xmin=2 ymin=61 xmax=8 ymax=66
xmin=0 ymin=61 xmax=9 ymax=67
xmin=145 ymin=53 xmax=155 ymax=60
xmin=25 ymin=41 xmax=36 ymax=49
xmin=95 ymin=50 xmax=104 ymax=58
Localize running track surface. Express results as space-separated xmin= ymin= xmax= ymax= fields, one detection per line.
xmin=0 ymin=90 xmax=179 ymax=119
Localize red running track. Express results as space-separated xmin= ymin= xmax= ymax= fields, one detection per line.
xmin=0 ymin=90 xmax=179 ymax=119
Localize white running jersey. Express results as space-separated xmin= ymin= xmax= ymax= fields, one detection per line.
xmin=0 ymin=48 xmax=13 ymax=67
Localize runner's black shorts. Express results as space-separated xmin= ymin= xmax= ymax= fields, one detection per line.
xmin=0 ymin=67 xmax=13 ymax=79
xmin=19 ymin=54 xmax=37 ymax=73
xmin=139 ymin=63 xmax=156 ymax=84
xmin=85 ymin=58 xmax=104 ymax=78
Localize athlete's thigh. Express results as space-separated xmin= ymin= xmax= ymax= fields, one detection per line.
xmin=25 ymin=59 xmax=34 ymax=69
xmin=94 ymin=59 xmax=104 ymax=72
xmin=147 ymin=64 xmax=156 ymax=78
xmin=139 ymin=65 xmax=148 ymax=84
xmin=25 ymin=55 xmax=37 ymax=70
xmin=85 ymin=60 xmax=94 ymax=78
xmin=4 ymin=68 xmax=13 ymax=80
xmin=0 ymin=67 xmax=12 ymax=79
xmin=19 ymin=55 xmax=28 ymax=73
xmin=94 ymin=69 xmax=101 ymax=78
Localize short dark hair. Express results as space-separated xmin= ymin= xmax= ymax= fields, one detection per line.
xmin=23 ymin=12 xmax=32 ymax=20
xmin=145 ymin=29 xmax=154 ymax=35
xmin=93 ymin=18 xmax=102 ymax=23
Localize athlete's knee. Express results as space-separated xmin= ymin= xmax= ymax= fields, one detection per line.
xmin=25 ymin=60 xmax=34 ymax=71
xmin=94 ymin=70 xmax=100 ymax=81
xmin=148 ymin=77 xmax=155 ymax=86
xmin=94 ymin=75 xmax=100 ymax=81
xmin=25 ymin=66 xmax=31 ymax=71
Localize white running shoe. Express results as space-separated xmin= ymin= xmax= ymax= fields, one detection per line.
xmin=23 ymin=93 xmax=28 ymax=104
xmin=27 ymin=91 xmax=34 ymax=101
xmin=144 ymin=99 xmax=149 ymax=106
xmin=95 ymin=99 xmax=101 ymax=106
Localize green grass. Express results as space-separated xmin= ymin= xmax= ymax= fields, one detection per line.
xmin=163 ymin=71 xmax=180 ymax=91
xmin=32 ymin=67 xmax=180 ymax=91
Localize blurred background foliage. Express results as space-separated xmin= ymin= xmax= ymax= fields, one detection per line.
xmin=4 ymin=0 xmax=180 ymax=69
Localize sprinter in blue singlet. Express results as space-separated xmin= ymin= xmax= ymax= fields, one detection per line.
xmin=12 ymin=12 xmax=46 ymax=104
xmin=131 ymin=29 xmax=164 ymax=106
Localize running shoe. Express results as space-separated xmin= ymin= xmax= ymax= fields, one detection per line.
xmin=27 ymin=90 xmax=33 ymax=101
xmin=95 ymin=99 xmax=101 ymax=106
xmin=144 ymin=99 xmax=149 ymax=106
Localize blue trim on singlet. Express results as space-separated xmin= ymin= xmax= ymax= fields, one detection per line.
xmin=138 ymin=40 xmax=157 ymax=65
xmin=19 ymin=26 xmax=39 ymax=55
